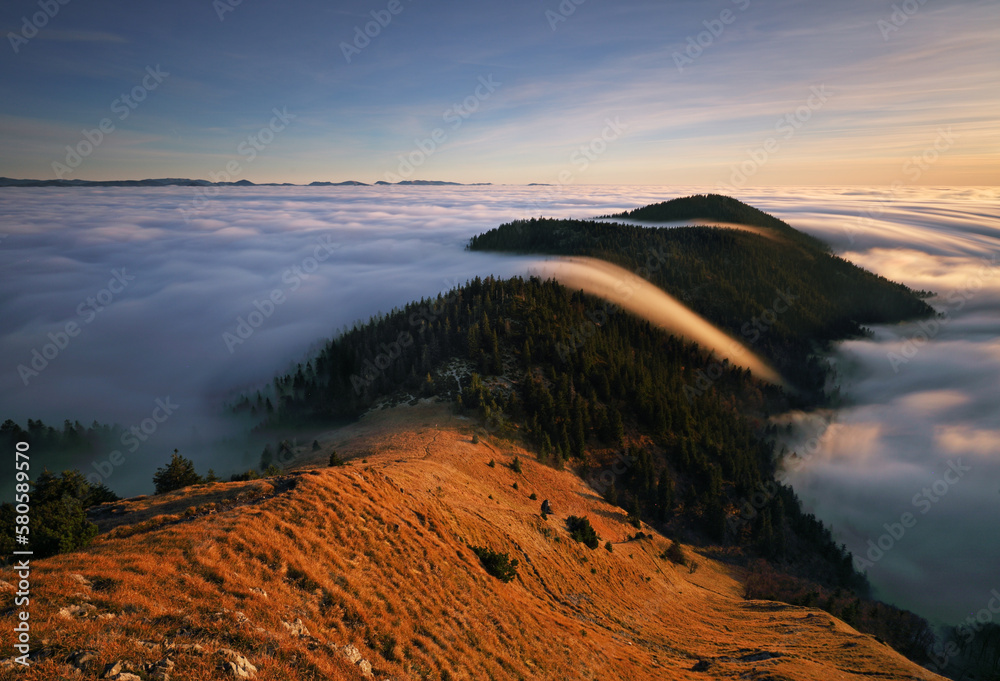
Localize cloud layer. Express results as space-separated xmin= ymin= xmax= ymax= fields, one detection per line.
xmin=1 ymin=183 xmax=998 ymax=627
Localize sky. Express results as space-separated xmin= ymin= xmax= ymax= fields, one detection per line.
xmin=0 ymin=0 xmax=997 ymax=185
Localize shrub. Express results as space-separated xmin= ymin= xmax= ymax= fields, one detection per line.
xmin=471 ymin=434 xmax=480 ymax=444
xmin=312 ymin=440 xmax=321 ymax=451
xmin=487 ymin=459 xmax=496 ymax=468
xmin=230 ymin=469 xmax=260 ymax=482
xmin=329 ymin=451 xmax=345 ymax=466
xmin=605 ymin=541 xmax=613 ymax=553
xmin=510 ymin=456 xmax=522 ymax=474
xmin=153 ymin=450 xmax=203 ymax=494
xmin=470 ymin=546 xmax=519 ymax=583
xmin=529 ymin=492 xmax=537 ymax=500
xmin=566 ymin=515 xmax=600 ymax=549
xmin=664 ymin=539 xmax=686 ymax=566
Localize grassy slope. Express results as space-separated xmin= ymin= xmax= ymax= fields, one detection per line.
xmin=0 ymin=402 xmax=944 ymax=681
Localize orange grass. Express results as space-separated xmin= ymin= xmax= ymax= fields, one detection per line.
xmin=0 ymin=401 xmax=945 ymax=680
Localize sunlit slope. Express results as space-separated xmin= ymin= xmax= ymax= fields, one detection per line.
xmin=0 ymin=402 xmax=944 ymax=681
xmin=469 ymin=195 xmax=934 ymax=392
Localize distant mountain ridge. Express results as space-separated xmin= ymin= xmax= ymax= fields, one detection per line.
xmin=0 ymin=177 xmax=492 ymax=188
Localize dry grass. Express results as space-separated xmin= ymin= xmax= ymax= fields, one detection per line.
xmin=0 ymin=400 xmax=945 ymax=680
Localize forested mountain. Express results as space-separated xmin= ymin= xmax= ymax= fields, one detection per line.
xmin=241 ymin=197 xmax=939 ymax=660
xmin=600 ymin=192 xmax=827 ymax=249
xmin=469 ymin=195 xmax=933 ymax=393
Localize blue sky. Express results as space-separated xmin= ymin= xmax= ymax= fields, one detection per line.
xmin=0 ymin=0 xmax=996 ymax=184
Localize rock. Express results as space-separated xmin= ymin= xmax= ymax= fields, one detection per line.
xmin=58 ymin=603 xmax=98 ymax=619
xmin=217 ymin=649 xmax=257 ymax=679
xmin=250 ymin=587 xmax=268 ymax=598
xmin=339 ymin=644 xmax=362 ymax=664
xmin=220 ymin=661 xmax=250 ymax=679
xmin=541 ymin=499 xmax=553 ymax=515
xmin=70 ymin=573 xmax=93 ymax=587
xmin=110 ymin=674 xmax=142 ymax=681
xmin=282 ymin=618 xmax=310 ymax=637
xmin=173 ymin=643 xmax=205 ymax=655
xmin=66 ymin=650 xmax=98 ymax=670
xmin=146 ymin=657 xmax=174 ymax=675
xmin=101 ymin=661 xmax=123 ymax=678
xmin=98 ymin=613 xmax=117 ymax=620
xmin=213 ymin=608 xmax=250 ymax=624
xmin=358 ymin=659 xmax=374 ymax=678
xmin=0 ymin=579 xmax=14 ymax=590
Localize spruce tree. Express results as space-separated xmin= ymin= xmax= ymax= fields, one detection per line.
xmin=153 ymin=450 xmax=203 ymax=494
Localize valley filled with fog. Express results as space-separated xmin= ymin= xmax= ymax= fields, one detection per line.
xmin=1 ymin=184 xmax=996 ymax=626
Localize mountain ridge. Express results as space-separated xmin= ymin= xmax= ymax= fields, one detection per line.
xmin=0 ymin=401 xmax=947 ymax=680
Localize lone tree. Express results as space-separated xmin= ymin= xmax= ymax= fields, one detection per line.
xmin=153 ymin=450 xmax=203 ymax=494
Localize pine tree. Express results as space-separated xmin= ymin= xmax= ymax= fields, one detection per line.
xmin=153 ymin=450 xmax=203 ymax=494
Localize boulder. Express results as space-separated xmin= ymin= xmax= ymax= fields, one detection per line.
xmin=66 ymin=650 xmax=98 ymax=671
xmin=100 ymin=661 xmax=123 ymax=678
xmin=217 ymin=648 xmax=257 ymax=679
xmin=281 ymin=618 xmax=310 ymax=637
xmin=339 ymin=644 xmax=362 ymax=664
xmin=69 ymin=573 xmax=93 ymax=587
xmin=58 ymin=603 xmax=97 ymax=619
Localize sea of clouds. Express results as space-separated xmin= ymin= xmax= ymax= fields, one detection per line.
xmin=0 ymin=183 xmax=996 ymax=627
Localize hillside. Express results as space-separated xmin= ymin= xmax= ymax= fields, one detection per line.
xmin=469 ymin=194 xmax=934 ymax=392
xmin=0 ymin=401 xmax=945 ymax=681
